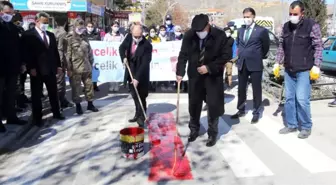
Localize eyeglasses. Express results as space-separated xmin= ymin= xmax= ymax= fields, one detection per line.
xmin=289 ymin=13 xmax=299 ymax=16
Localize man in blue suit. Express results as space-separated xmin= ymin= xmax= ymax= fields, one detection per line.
xmin=231 ymin=7 xmax=270 ymax=123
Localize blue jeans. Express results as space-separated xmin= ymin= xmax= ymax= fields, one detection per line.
xmin=284 ymin=70 xmax=312 ymax=130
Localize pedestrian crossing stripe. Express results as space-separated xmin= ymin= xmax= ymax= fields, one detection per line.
xmin=255 ymin=20 xmax=274 ymax=30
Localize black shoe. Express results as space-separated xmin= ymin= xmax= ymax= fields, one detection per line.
xmin=61 ymin=100 xmax=74 ymax=108
xmin=6 ymin=119 xmax=27 ymax=125
xmin=188 ymin=131 xmax=199 ymax=142
xmin=18 ymin=94 xmax=29 ymax=104
xmin=53 ymin=114 xmax=65 ymax=120
xmin=0 ymin=123 xmax=7 ymax=133
xmin=206 ymin=136 xmax=217 ymax=147
xmin=76 ymin=103 xmax=83 ymax=115
xmin=137 ymin=117 xmax=145 ymax=128
xmin=34 ymin=120 xmax=44 ymax=127
xmin=128 ymin=115 xmax=139 ymax=123
xmin=231 ymin=111 xmax=246 ymax=119
xmin=251 ymin=114 xmax=259 ymax=124
xmin=87 ymin=102 xmax=99 ymax=112
xmin=94 ymin=86 xmax=100 ymax=92
xmin=17 ymin=100 xmax=28 ymax=109
xmin=328 ymin=100 xmax=336 ymax=107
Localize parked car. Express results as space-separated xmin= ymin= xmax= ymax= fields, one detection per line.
xmin=321 ymin=36 xmax=336 ymax=71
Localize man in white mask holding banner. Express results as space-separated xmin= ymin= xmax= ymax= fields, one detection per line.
xmin=231 ymin=7 xmax=270 ymax=124
xmin=176 ymin=14 xmax=231 ymax=147
xmin=273 ymin=1 xmax=323 ymax=139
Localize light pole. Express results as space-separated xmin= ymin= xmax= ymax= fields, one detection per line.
xmin=333 ymin=0 xmax=336 ymax=35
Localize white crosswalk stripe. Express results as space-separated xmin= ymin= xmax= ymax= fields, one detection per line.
xmin=1 ymin=89 xmax=336 ymax=184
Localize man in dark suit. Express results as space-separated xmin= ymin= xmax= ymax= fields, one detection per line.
xmin=176 ymin=14 xmax=231 ymax=147
xmin=231 ymin=7 xmax=270 ymax=123
xmin=0 ymin=1 xmax=27 ymax=132
xmin=119 ymin=24 xmax=152 ymax=128
xmin=21 ymin=12 xmax=65 ymax=127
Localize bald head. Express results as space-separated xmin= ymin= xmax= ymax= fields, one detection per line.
xmin=131 ymin=24 xmax=143 ymax=38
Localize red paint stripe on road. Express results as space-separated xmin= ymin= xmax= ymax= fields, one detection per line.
xmin=148 ymin=113 xmax=193 ymax=181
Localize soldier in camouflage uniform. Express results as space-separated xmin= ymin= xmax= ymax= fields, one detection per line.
xmin=65 ymin=18 xmax=98 ymax=115
xmin=54 ymin=17 xmax=73 ymax=108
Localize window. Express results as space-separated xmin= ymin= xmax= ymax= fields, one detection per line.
xmin=332 ymin=43 xmax=336 ymax=51
xmin=323 ymin=38 xmax=335 ymax=50
xmin=268 ymin=31 xmax=278 ymax=45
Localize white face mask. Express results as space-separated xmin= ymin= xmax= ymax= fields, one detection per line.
xmin=244 ymin=18 xmax=253 ymax=26
xmin=175 ymin=32 xmax=181 ymax=36
xmin=75 ymin=27 xmax=86 ymax=35
xmin=87 ymin=27 xmax=94 ymax=33
xmin=196 ymin=31 xmax=208 ymax=39
xmin=166 ymin=20 xmax=172 ymax=25
xmin=150 ymin=32 xmax=156 ymax=38
xmin=133 ymin=37 xmax=142 ymax=43
xmin=40 ymin=23 xmax=49 ymax=31
xmin=112 ymin=27 xmax=119 ymax=32
xmin=160 ymin=31 xmax=166 ymax=36
xmin=289 ymin=16 xmax=300 ymax=24
xmin=225 ymin=32 xmax=231 ymax=37
xmin=1 ymin=13 xmax=13 ymax=22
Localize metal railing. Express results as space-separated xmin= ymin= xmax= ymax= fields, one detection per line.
xmin=262 ymin=73 xmax=336 ymax=102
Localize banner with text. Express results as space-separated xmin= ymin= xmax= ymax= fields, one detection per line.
xmin=90 ymin=41 xmax=188 ymax=82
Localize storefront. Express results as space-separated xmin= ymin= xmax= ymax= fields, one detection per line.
xmin=110 ymin=11 xmax=131 ymax=28
xmin=10 ymin=0 xmax=104 ymax=30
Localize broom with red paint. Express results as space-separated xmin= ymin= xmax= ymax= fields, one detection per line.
xmin=172 ymin=81 xmax=191 ymax=178
xmin=124 ymin=59 xmax=161 ymax=146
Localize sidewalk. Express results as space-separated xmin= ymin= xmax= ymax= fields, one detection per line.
xmin=0 ymin=81 xmax=128 ymax=152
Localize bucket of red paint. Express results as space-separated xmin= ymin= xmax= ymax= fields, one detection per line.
xmin=120 ymin=127 xmax=145 ymax=159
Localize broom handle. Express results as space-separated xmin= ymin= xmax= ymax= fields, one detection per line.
xmin=124 ymin=59 xmax=147 ymax=120
xmin=176 ymin=81 xmax=181 ymax=124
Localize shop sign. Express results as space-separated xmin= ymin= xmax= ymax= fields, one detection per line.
xmin=10 ymin=0 xmax=87 ymax=12
xmin=128 ymin=12 xmax=142 ymax=23
xmin=67 ymin=12 xmax=77 ymax=18
xmin=87 ymin=2 xmax=104 ymax=16
xmin=90 ymin=0 xmax=105 ymax=6
xmin=111 ymin=11 xmax=130 ymax=19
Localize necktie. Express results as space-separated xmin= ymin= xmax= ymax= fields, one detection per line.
xmin=199 ymin=39 xmax=205 ymax=65
xmin=131 ymin=42 xmax=136 ymax=55
xmin=43 ymin=32 xmax=48 ymax=48
xmin=244 ymin=27 xmax=251 ymax=42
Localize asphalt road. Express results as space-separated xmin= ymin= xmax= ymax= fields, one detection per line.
xmin=0 ymin=84 xmax=336 ymax=185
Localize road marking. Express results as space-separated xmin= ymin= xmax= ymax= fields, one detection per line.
xmin=200 ymin=116 xmax=273 ymax=178
xmin=246 ymin=112 xmax=336 ymax=173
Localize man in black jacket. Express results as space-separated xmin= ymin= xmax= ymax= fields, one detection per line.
xmin=231 ymin=8 xmax=270 ymax=124
xmin=12 ymin=12 xmax=29 ymax=110
xmin=21 ymin=12 xmax=65 ymax=127
xmin=0 ymin=1 xmax=27 ymax=132
xmin=119 ymin=24 xmax=153 ymax=127
xmin=176 ymin=14 xmax=231 ymax=147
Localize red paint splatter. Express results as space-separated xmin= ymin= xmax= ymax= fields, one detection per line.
xmin=148 ymin=113 xmax=193 ymax=181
